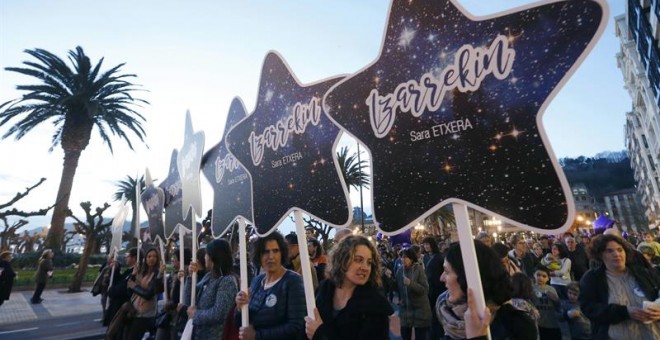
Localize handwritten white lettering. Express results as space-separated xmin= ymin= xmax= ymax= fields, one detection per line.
xmin=367 ymin=35 xmax=514 ymax=137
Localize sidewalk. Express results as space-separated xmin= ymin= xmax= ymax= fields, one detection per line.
xmin=0 ymin=287 xmax=102 ymax=326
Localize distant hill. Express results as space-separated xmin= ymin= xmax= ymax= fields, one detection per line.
xmin=560 ymin=151 xmax=636 ymax=202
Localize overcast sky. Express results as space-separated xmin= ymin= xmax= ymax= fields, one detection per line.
xmin=0 ymin=0 xmax=628 ymax=234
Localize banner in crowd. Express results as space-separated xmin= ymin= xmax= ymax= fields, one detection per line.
xmin=226 ymin=52 xmax=352 ymax=235
xmin=201 ymin=97 xmax=254 ymax=237
xmin=322 ymin=0 xmax=607 ymax=233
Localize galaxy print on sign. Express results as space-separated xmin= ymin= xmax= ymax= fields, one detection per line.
xmin=141 ymin=169 xmax=166 ymax=242
xmin=177 ymin=111 xmax=205 ymax=219
xmin=201 ymin=97 xmax=253 ymax=238
xmin=226 ymin=52 xmax=351 ymax=236
xmin=159 ymin=149 xmax=194 ymax=238
xmin=323 ymin=0 xmax=607 ymax=233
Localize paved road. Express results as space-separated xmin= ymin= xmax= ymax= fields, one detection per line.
xmin=0 ymin=311 xmax=104 ymax=340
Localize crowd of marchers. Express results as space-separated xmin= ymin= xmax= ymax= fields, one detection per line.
xmin=4 ymin=226 xmax=660 ymax=340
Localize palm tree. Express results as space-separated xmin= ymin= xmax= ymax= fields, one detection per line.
xmin=336 ymin=146 xmax=369 ymax=192
xmin=424 ymin=206 xmax=455 ymax=238
xmin=0 ymin=47 xmax=148 ymax=251
xmin=113 ymin=174 xmax=145 ymax=247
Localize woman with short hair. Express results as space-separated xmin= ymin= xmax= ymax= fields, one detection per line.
xmin=235 ymin=231 xmax=306 ymax=340
xmin=305 ymin=235 xmax=393 ymax=340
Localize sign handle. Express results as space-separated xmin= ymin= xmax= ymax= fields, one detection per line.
xmin=294 ymin=209 xmax=316 ymax=318
xmin=238 ymin=218 xmax=250 ymax=326
xmin=453 ymin=202 xmax=491 ymax=340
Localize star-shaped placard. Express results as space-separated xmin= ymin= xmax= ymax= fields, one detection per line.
xmin=159 ymin=149 xmax=194 ymax=238
xmin=201 ymin=97 xmax=254 ymax=238
xmin=226 ymin=51 xmax=351 ymax=235
xmin=177 ymin=111 xmax=205 ymax=219
xmin=110 ymin=196 xmax=129 ymax=253
xmin=141 ymin=167 xmax=166 ymax=243
xmin=323 ymin=0 xmax=607 ymax=233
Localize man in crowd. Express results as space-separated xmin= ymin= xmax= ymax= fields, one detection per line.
xmin=285 ymin=232 xmax=318 ymax=290
xmin=508 ymin=234 xmax=535 ymax=277
xmin=564 ymin=235 xmax=589 ymax=281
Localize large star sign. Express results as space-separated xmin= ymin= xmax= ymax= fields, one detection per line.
xmin=226 ymin=52 xmax=351 ymax=236
xmin=159 ymin=149 xmax=194 ymax=238
xmin=177 ymin=111 xmax=205 ymax=219
xmin=323 ymin=0 xmax=607 ymax=233
xmin=201 ymin=97 xmax=253 ymax=238
xmin=141 ymin=167 xmax=165 ymax=243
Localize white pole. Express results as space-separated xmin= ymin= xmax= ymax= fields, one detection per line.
xmin=179 ymin=227 xmax=185 ymax=301
xmin=191 ymin=209 xmax=197 ymax=307
xmin=453 ymin=202 xmax=491 ymax=340
xmin=238 ymin=218 xmax=249 ymax=326
xmin=293 ymin=210 xmax=316 ymax=318
xmin=159 ymin=239 xmax=168 ymax=304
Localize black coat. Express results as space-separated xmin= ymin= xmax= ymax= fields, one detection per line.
xmin=103 ymin=267 xmax=131 ymax=326
xmin=579 ymin=264 xmax=660 ymax=339
xmin=0 ymin=259 xmax=16 ymax=301
xmin=312 ymin=279 xmax=393 ymax=340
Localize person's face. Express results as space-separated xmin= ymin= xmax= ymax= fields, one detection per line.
xmin=261 ymin=240 xmax=282 ymax=272
xmin=642 ymin=252 xmax=653 ymax=263
xmin=534 ymin=270 xmax=549 ymax=285
xmin=423 ymin=243 xmax=432 ymax=253
xmin=441 ymin=260 xmax=464 ymax=304
xmin=344 ymin=245 xmax=372 ymax=287
xmin=567 ymin=289 xmax=579 ymax=303
xmin=551 ymin=245 xmax=559 ymax=257
xmin=644 ymin=234 xmax=653 ymax=243
xmin=146 ymin=251 xmax=158 ymax=267
xmin=403 ymin=255 xmax=413 ymax=268
xmin=306 ymin=229 xmax=314 ymax=239
xmin=533 ymin=244 xmax=543 ymax=256
xmin=565 ymin=238 xmax=576 ymax=251
xmin=125 ymin=254 xmax=136 ymax=267
xmin=515 ymin=239 xmax=527 ymax=254
xmin=581 ymin=236 xmax=591 ymax=246
xmin=540 ymin=239 xmax=549 ymax=247
xmin=307 ymin=243 xmax=317 ymax=257
xmin=172 ymin=255 xmax=180 ymax=269
xmin=601 ymin=241 xmax=626 ymax=272
xmin=288 ymin=243 xmax=299 ymax=257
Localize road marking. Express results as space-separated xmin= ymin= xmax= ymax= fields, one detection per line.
xmin=55 ymin=321 xmax=82 ymax=327
xmin=94 ymin=318 xmax=102 ymax=322
xmin=0 ymin=327 xmax=39 ymax=335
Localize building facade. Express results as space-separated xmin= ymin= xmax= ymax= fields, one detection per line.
xmin=603 ymin=188 xmax=649 ymax=231
xmin=616 ymin=0 xmax=660 ymax=224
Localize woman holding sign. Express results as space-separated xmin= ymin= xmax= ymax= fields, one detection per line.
xmin=304 ymin=235 xmax=393 ymax=340
xmin=436 ymin=241 xmax=537 ymax=340
xmin=235 ymin=231 xmax=306 ymax=340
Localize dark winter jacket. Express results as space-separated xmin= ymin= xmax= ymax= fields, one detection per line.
xmin=579 ymin=264 xmax=660 ymax=339
xmin=312 ymin=279 xmax=393 ymax=340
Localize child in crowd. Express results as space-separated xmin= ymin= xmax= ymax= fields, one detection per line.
xmin=561 ymin=282 xmax=592 ymax=340
xmin=532 ymin=266 xmax=561 ymax=340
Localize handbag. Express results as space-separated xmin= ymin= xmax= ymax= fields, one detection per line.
xmin=155 ymin=309 xmax=172 ymax=328
xmin=105 ymin=301 xmax=136 ymax=340
xmin=222 ymin=304 xmax=240 ymax=340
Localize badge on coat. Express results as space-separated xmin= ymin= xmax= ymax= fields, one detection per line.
xmin=633 ymin=287 xmax=646 ymax=298
xmin=265 ymin=294 xmax=277 ymax=307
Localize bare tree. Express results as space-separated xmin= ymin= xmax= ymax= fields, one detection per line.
xmin=0 ymin=178 xmax=55 ymax=250
xmin=66 ymin=201 xmax=112 ymax=292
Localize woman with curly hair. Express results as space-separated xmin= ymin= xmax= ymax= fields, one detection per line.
xmin=305 ymin=235 xmax=393 ymax=340
xmin=436 ymin=241 xmax=537 ymax=340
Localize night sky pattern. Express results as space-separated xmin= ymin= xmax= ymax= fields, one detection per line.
xmin=201 ymin=97 xmax=254 ymax=238
xmin=226 ymin=52 xmax=351 ymax=236
xmin=323 ymin=0 xmax=605 ymax=233
xmin=177 ymin=112 xmax=205 ymax=219
xmin=158 ymin=149 xmax=194 ymax=238
xmin=141 ymin=169 xmax=166 ymax=243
